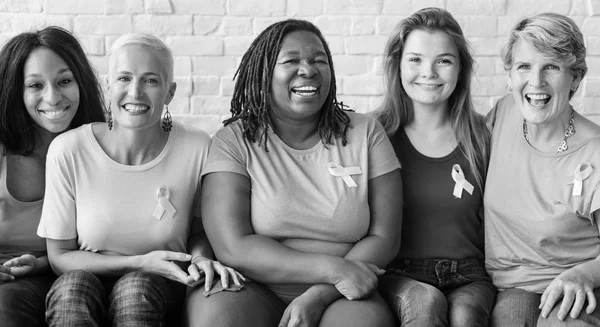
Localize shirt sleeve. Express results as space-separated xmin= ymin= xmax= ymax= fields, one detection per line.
xmin=37 ymin=137 xmax=78 ymax=240
xmin=367 ymin=117 xmax=401 ymax=179
xmin=201 ymin=125 xmax=249 ymax=178
xmin=590 ymin=181 xmax=600 ymax=220
xmin=194 ymin=130 xmax=212 ymax=218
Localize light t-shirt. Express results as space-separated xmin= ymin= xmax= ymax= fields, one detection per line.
xmin=0 ymin=148 xmax=46 ymax=264
xmin=38 ymin=122 xmax=210 ymax=256
xmin=484 ymin=95 xmax=600 ymax=293
xmin=202 ymin=112 xmax=401 ymax=303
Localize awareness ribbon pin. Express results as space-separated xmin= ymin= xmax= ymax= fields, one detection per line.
xmin=152 ymin=186 xmax=177 ymax=220
xmin=451 ymin=164 xmax=474 ymax=198
xmin=328 ymin=162 xmax=362 ymax=188
xmin=571 ymin=162 xmax=593 ymax=197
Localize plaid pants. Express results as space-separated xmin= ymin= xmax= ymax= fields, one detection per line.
xmin=46 ymin=270 xmax=185 ymax=327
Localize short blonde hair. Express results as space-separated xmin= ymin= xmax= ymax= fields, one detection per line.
xmin=109 ymin=33 xmax=174 ymax=84
xmin=502 ymin=13 xmax=587 ymax=98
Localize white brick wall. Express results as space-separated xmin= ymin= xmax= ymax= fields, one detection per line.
xmin=1 ymin=0 xmax=599 ymax=130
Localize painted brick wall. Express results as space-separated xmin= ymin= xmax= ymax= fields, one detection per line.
xmin=1 ymin=0 xmax=599 ymax=133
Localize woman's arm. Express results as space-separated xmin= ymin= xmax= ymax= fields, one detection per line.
xmin=344 ymin=169 xmax=402 ymax=266
xmin=277 ymin=169 xmax=403 ymax=325
xmin=187 ymin=216 xmax=245 ymax=290
xmin=201 ymin=172 xmax=381 ymax=288
xmin=46 ymin=238 xmax=193 ymax=284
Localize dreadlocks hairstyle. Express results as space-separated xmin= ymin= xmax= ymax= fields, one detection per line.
xmin=225 ymin=19 xmax=350 ymax=150
xmin=0 ymin=26 xmax=105 ymax=156
xmin=371 ymin=7 xmax=490 ymax=191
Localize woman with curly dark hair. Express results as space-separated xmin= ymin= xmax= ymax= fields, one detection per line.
xmin=186 ymin=19 xmax=402 ymax=326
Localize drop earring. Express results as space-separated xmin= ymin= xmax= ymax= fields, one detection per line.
xmin=162 ymin=105 xmax=172 ymax=134
xmin=106 ymin=102 xmax=113 ymax=130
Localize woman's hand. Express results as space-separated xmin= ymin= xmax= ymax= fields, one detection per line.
xmin=278 ymin=288 xmax=329 ymax=327
xmin=540 ymin=266 xmax=597 ymax=321
xmin=139 ymin=250 xmax=193 ymax=285
xmin=333 ymin=259 xmax=384 ymax=300
xmin=0 ymin=265 xmax=14 ymax=282
xmin=187 ymin=255 xmax=245 ymax=291
xmin=3 ymin=254 xmax=38 ymax=277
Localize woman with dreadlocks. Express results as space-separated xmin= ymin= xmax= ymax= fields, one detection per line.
xmin=185 ymin=19 xmax=401 ymax=326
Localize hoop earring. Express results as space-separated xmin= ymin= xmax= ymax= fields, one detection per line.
xmin=162 ymin=105 xmax=172 ymax=134
xmin=106 ymin=102 xmax=113 ymax=130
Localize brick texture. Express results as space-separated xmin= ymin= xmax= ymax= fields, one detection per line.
xmin=0 ymin=0 xmax=599 ymax=129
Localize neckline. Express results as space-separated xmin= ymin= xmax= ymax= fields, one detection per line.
xmin=85 ymin=122 xmax=176 ymax=171
xmin=267 ymin=126 xmax=324 ymax=155
xmin=399 ymin=128 xmax=460 ymax=162
xmin=516 ymin=114 xmax=598 ymax=158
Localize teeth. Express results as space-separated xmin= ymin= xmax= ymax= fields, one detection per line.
xmin=40 ymin=108 xmax=68 ymax=118
xmin=293 ymin=86 xmax=317 ymax=91
xmin=123 ymin=104 xmax=149 ymax=112
xmin=418 ymin=84 xmax=441 ymax=90
xmin=526 ymin=94 xmax=549 ymax=100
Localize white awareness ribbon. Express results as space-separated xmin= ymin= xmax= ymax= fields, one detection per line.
xmin=571 ymin=162 xmax=593 ymax=197
xmin=451 ymin=164 xmax=474 ymax=198
xmin=152 ymin=186 xmax=177 ymax=220
xmin=328 ymin=162 xmax=362 ymax=188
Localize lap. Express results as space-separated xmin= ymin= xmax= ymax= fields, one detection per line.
xmin=0 ymin=274 xmax=54 ymax=327
xmin=319 ymin=291 xmax=395 ymax=327
xmin=185 ymin=281 xmax=285 ymax=327
xmin=491 ymin=288 xmax=542 ymax=327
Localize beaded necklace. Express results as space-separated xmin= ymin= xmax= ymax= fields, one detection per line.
xmin=523 ymin=108 xmax=576 ymax=153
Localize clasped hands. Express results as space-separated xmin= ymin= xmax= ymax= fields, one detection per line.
xmin=139 ymin=250 xmax=245 ymax=291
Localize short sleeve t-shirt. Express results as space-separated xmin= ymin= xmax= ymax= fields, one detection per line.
xmin=202 ymin=112 xmax=401 ymax=302
xmin=484 ymin=95 xmax=600 ymax=293
xmin=38 ymin=122 xmax=210 ymax=256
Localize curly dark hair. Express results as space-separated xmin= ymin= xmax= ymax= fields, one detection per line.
xmin=224 ymin=19 xmax=350 ymax=150
xmin=0 ymin=26 xmax=105 ymax=156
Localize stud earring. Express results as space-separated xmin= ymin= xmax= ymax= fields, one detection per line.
xmin=162 ymin=105 xmax=172 ymax=134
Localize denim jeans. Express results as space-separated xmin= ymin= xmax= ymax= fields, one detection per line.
xmin=379 ymin=258 xmax=496 ymax=327
xmin=46 ymin=270 xmax=185 ymax=327
xmin=491 ymin=287 xmax=600 ymax=327
xmin=0 ymin=273 xmax=54 ymax=327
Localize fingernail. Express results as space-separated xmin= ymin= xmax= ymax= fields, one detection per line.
xmin=185 ymin=255 xmax=192 ymax=259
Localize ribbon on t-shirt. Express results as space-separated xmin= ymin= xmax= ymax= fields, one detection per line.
xmin=153 ymin=186 xmax=177 ymax=220
xmin=571 ymin=162 xmax=593 ymax=197
xmin=451 ymin=164 xmax=474 ymax=198
xmin=328 ymin=162 xmax=362 ymax=188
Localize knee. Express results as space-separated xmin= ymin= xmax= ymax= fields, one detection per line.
xmin=48 ymin=270 xmax=103 ymax=303
xmin=110 ymin=271 xmax=166 ymax=306
xmin=450 ymin=302 xmax=488 ymax=327
xmin=406 ymin=282 xmax=446 ymax=312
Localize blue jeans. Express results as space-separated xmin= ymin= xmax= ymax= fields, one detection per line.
xmin=46 ymin=270 xmax=185 ymax=327
xmin=0 ymin=273 xmax=54 ymax=327
xmin=491 ymin=287 xmax=600 ymax=327
xmin=379 ymin=258 xmax=496 ymax=327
